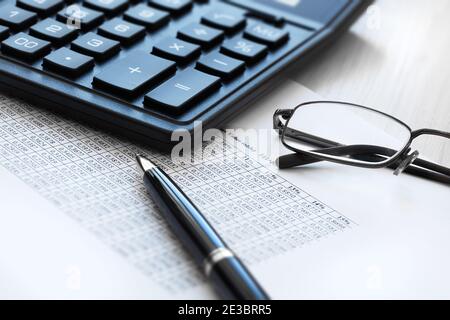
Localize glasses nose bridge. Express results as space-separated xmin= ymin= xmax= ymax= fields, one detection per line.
xmin=394 ymin=150 xmax=420 ymax=176
xmin=275 ymin=109 xmax=295 ymax=119
xmin=273 ymin=109 xmax=294 ymax=132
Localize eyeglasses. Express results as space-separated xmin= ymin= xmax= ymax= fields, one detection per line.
xmin=273 ymin=101 xmax=450 ymax=184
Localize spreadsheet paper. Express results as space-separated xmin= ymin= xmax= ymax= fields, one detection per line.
xmin=1 ymin=80 xmax=449 ymax=299
xmin=0 ymin=92 xmax=354 ymax=297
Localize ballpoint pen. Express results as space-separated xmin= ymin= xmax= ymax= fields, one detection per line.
xmin=136 ymin=154 xmax=270 ymax=300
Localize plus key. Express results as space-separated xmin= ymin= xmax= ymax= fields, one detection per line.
xmin=93 ymin=52 xmax=176 ymax=96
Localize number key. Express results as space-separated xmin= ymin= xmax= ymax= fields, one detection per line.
xmin=71 ymin=32 xmax=120 ymax=60
xmin=84 ymin=0 xmax=129 ymax=16
xmin=98 ymin=18 xmax=145 ymax=45
xmin=123 ymin=4 xmax=170 ymax=29
xmin=30 ymin=18 xmax=78 ymax=45
xmin=56 ymin=5 xmax=105 ymax=31
xmin=17 ymin=0 xmax=64 ymax=16
xmin=149 ymin=0 xmax=192 ymax=15
xmin=1 ymin=32 xmax=51 ymax=61
xmin=0 ymin=5 xmax=37 ymax=31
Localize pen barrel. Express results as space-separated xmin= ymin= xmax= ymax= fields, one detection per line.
xmin=144 ymin=168 xmax=225 ymax=263
xmin=143 ymin=168 xmax=270 ymax=300
xmin=209 ymin=256 xmax=270 ymax=300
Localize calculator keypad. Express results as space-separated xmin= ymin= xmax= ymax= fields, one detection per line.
xmin=0 ymin=0 xmax=311 ymax=122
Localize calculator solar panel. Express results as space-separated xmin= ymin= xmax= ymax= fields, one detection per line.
xmin=0 ymin=0 xmax=371 ymax=149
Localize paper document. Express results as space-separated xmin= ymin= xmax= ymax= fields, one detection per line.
xmin=0 ymin=87 xmax=354 ymax=299
xmin=0 ymin=80 xmax=449 ymax=299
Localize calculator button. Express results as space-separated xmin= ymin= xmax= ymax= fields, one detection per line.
xmin=98 ymin=18 xmax=145 ymax=45
xmin=0 ymin=26 xmax=9 ymax=41
xmin=84 ymin=0 xmax=129 ymax=16
xmin=201 ymin=9 xmax=246 ymax=33
xmin=244 ymin=23 xmax=289 ymax=48
xmin=149 ymin=0 xmax=192 ymax=15
xmin=30 ymin=18 xmax=78 ymax=45
xmin=71 ymin=32 xmax=120 ymax=61
xmin=280 ymin=0 xmax=349 ymax=25
xmin=17 ymin=0 xmax=64 ymax=16
xmin=0 ymin=6 xmax=37 ymax=31
xmin=123 ymin=4 xmax=170 ymax=29
xmin=93 ymin=52 xmax=176 ymax=96
xmin=1 ymin=32 xmax=51 ymax=61
xmin=57 ymin=5 xmax=104 ymax=31
xmin=145 ymin=68 xmax=220 ymax=113
xmin=196 ymin=52 xmax=245 ymax=79
xmin=177 ymin=23 xmax=224 ymax=48
xmin=221 ymin=37 xmax=267 ymax=63
xmin=43 ymin=47 xmax=95 ymax=77
xmin=152 ymin=37 xmax=200 ymax=63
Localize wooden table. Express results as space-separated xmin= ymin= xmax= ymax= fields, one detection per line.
xmin=289 ymin=0 xmax=450 ymax=163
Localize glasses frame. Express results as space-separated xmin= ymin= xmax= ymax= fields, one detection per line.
xmin=274 ymin=101 xmax=450 ymax=184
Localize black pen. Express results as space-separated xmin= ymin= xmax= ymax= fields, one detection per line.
xmin=136 ymin=154 xmax=270 ymax=300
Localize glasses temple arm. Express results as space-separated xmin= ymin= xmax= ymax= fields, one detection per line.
xmin=278 ymin=145 xmax=393 ymax=169
xmin=279 ymin=138 xmax=450 ymax=183
xmin=278 ymin=151 xmax=450 ymax=184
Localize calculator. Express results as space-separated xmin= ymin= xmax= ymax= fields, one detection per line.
xmin=0 ymin=0 xmax=371 ymax=149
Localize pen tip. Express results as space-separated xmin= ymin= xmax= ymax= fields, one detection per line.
xmin=136 ymin=154 xmax=157 ymax=174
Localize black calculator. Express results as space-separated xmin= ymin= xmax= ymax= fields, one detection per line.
xmin=0 ymin=0 xmax=370 ymax=149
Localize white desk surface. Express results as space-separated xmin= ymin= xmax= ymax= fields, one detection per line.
xmin=289 ymin=0 xmax=450 ymax=160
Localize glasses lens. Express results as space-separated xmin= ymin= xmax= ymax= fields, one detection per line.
xmin=412 ymin=135 xmax=450 ymax=168
xmin=283 ymin=102 xmax=412 ymax=165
